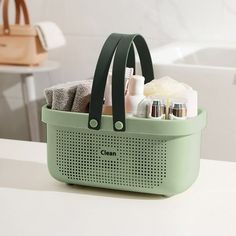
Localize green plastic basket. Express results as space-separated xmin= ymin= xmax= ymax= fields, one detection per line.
xmin=42 ymin=33 xmax=207 ymax=196
xmin=42 ymin=107 xmax=206 ymax=196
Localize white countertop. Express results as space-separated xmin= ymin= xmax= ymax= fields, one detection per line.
xmin=0 ymin=138 xmax=235 ymax=236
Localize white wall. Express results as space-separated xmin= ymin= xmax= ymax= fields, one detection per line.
xmin=1 ymin=0 xmax=236 ymax=141
xmin=156 ymin=0 xmax=236 ymax=42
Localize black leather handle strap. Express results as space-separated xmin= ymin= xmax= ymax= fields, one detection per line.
xmin=112 ymin=34 xmax=154 ymax=131
xmin=88 ymin=33 xmax=135 ymax=130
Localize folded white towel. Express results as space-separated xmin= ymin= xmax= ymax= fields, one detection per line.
xmin=35 ymin=21 xmax=66 ymax=51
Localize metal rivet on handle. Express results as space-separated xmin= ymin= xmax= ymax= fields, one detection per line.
xmin=115 ymin=121 xmax=124 ymax=130
xmin=89 ymin=119 xmax=98 ymax=128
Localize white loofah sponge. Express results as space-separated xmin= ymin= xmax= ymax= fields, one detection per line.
xmin=144 ymin=76 xmax=188 ymax=97
xmin=144 ymin=76 xmax=198 ymax=118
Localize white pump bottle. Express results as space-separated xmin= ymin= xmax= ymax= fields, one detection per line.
xmin=125 ymin=75 xmax=145 ymax=116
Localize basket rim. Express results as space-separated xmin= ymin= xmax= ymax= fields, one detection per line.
xmin=42 ymin=105 xmax=207 ymax=136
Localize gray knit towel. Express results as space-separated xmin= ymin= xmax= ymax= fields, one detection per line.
xmin=52 ymin=82 xmax=78 ymax=111
xmin=44 ymin=80 xmax=92 ymax=112
xmin=44 ymin=87 xmax=53 ymax=108
xmin=71 ymin=80 xmax=93 ymax=113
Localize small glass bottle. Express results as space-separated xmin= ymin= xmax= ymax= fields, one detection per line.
xmin=168 ymin=99 xmax=187 ymax=120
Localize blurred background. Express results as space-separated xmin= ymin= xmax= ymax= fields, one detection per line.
xmin=1 ymin=0 xmax=236 ymax=155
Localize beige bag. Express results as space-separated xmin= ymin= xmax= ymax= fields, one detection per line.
xmin=0 ymin=0 xmax=47 ymax=66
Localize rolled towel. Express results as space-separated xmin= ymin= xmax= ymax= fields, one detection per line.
xmin=44 ymin=87 xmax=53 ymax=108
xmin=44 ymin=81 xmax=79 ymax=111
xmin=35 ymin=21 xmax=66 ymax=51
xmin=71 ymin=80 xmax=93 ymax=113
xmin=44 ymin=80 xmax=93 ymax=113
xmin=52 ymin=82 xmax=79 ymax=111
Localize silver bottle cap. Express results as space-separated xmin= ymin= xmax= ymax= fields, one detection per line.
xmin=169 ymin=101 xmax=187 ymax=118
xmin=151 ymin=98 xmax=166 ymax=118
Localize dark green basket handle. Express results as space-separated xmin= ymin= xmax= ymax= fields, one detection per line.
xmin=112 ymin=34 xmax=154 ymax=131
xmin=88 ymin=33 xmax=135 ymax=130
xmin=88 ymin=33 xmax=154 ymax=131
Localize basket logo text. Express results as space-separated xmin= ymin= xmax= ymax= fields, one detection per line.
xmin=101 ymin=150 xmax=116 ymax=156
xmin=98 ymin=147 xmax=119 ymax=159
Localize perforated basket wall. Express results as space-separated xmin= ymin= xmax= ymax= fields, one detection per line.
xmin=56 ymin=128 xmax=167 ymax=189
xmin=43 ymin=106 xmax=206 ymax=196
